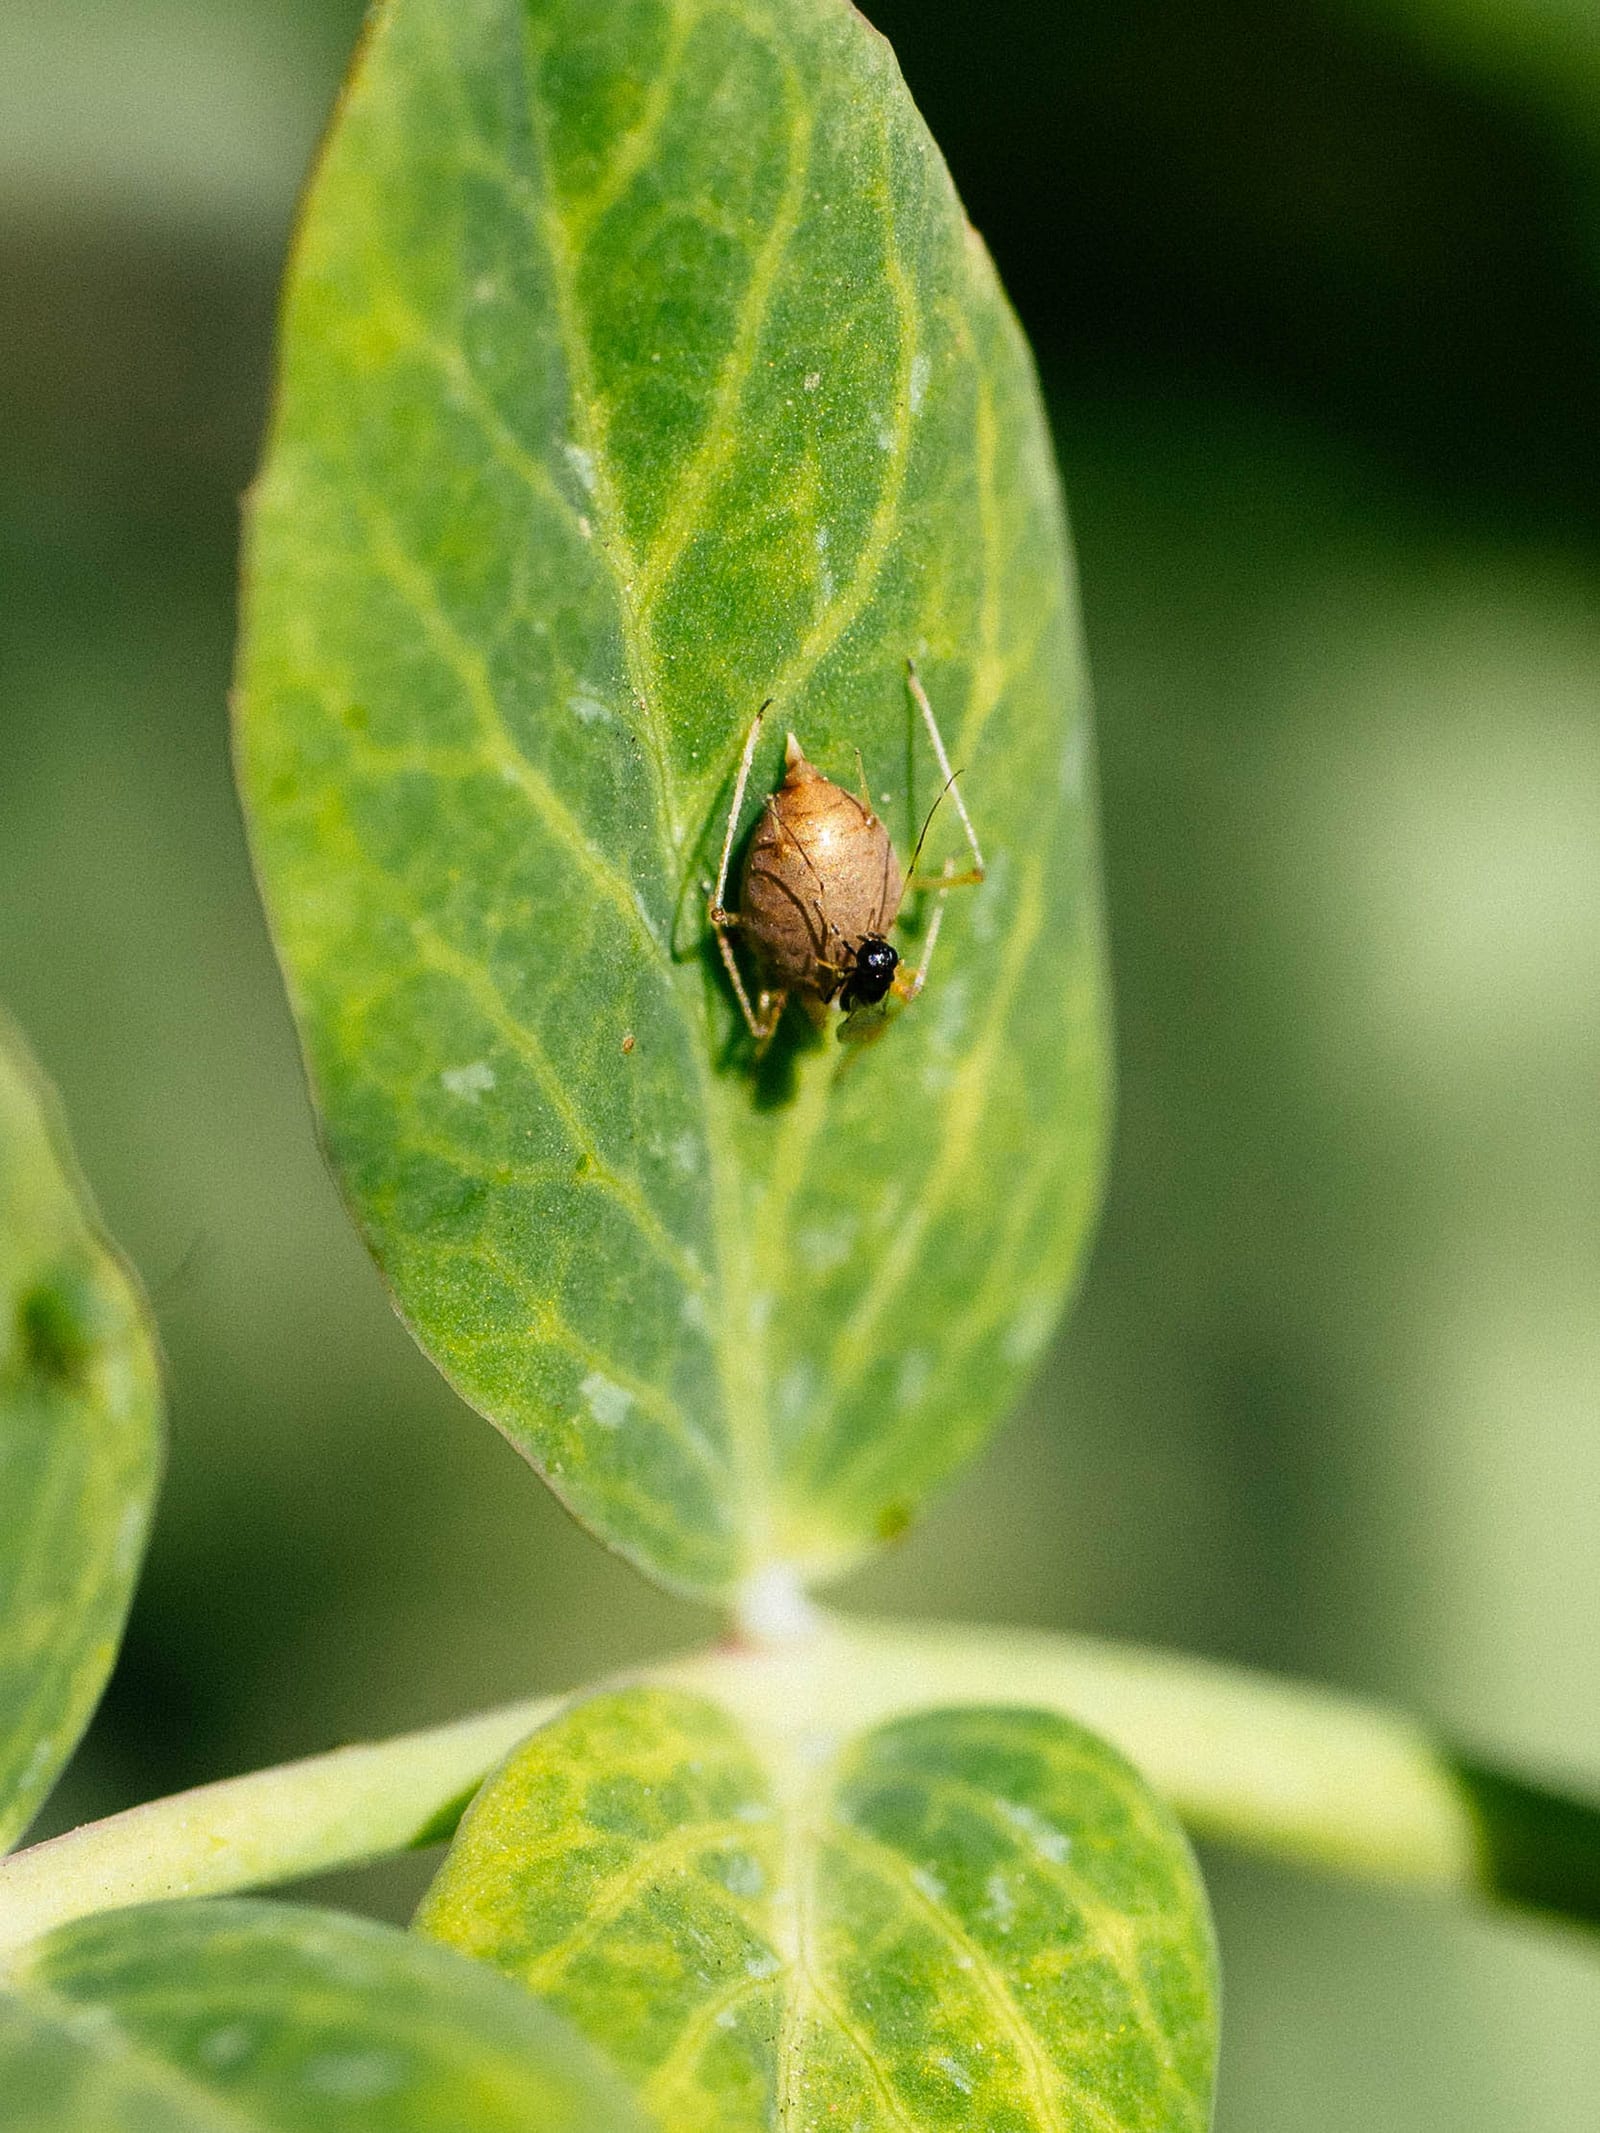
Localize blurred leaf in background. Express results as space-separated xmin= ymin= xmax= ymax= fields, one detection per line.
xmin=0 ymin=1015 xmax=161 ymax=1852
xmin=0 ymin=1 xmax=1596 ymax=2128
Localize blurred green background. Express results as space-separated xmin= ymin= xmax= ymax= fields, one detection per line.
xmin=3 ymin=0 xmax=1598 ymax=2122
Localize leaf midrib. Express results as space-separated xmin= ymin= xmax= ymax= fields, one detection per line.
xmin=518 ymin=4 xmax=773 ymax=1582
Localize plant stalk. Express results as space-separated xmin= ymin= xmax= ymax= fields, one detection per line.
xmin=3 ymin=1621 xmax=1596 ymax=1956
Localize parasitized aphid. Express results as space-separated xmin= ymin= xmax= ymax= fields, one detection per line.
xmin=707 ymin=661 xmax=985 ymax=1051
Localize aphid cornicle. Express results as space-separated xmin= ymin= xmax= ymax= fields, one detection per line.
xmin=707 ymin=662 xmax=985 ymax=1050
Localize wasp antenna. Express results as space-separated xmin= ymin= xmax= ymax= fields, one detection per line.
xmin=906 ymin=662 xmax=986 ymax=878
xmin=909 ymin=769 xmax=962 ymax=878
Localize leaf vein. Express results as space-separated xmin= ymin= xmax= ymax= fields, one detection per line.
xmin=357 ymin=498 xmax=668 ymax=960
xmin=637 ymin=42 xmax=814 ymax=610
xmin=519 ymin=1814 xmax=763 ymax=1991
xmin=716 ymin=99 xmax=921 ymax=784
xmin=826 ymin=853 xmax=1048 ymax=1387
xmin=406 ymin=918 xmax=701 ymax=1292
xmin=516 ymin=30 xmax=683 ymax=854
xmin=920 ymin=1772 xmax=1198 ymax=2099
xmin=564 ymin=0 xmax=699 ymax=247
xmin=422 ymin=1236 xmax=721 ymax=1476
xmin=829 ymin=1820 xmax=1092 ymax=2133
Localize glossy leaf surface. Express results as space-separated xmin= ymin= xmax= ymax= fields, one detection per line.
xmin=0 ymin=1898 xmax=646 ymax=2131
xmin=0 ymin=1014 xmax=161 ymax=1853
xmin=418 ymin=1687 xmax=1217 ymax=2131
xmin=235 ymin=0 xmax=1107 ymax=1599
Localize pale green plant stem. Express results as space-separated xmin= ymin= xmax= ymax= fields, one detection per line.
xmin=2 ymin=1619 xmax=1595 ymax=1959
xmin=0 ymin=1695 xmax=555 ymax=1961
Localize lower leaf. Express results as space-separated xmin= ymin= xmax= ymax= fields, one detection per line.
xmin=417 ymin=1686 xmax=1218 ymax=2132
xmin=0 ymin=1898 xmax=645 ymax=2131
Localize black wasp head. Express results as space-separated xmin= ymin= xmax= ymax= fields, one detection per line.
xmin=843 ymin=935 xmax=898 ymax=1010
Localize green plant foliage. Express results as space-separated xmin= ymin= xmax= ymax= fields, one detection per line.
xmin=0 ymin=1898 xmax=648 ymax=2131
xmin=235 ymin=0 xmax=1108 ymax=1601
xmin=0 ymin=1013 xmax=161 ymax=1854
xmin=418 ymin=1686 xmax=1217 ymax=2131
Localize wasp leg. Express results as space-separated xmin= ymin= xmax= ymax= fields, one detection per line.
xmin=906 ymin=859 xmax=985 ymax=893
xmin=751 ymin=986 xmax=788 ymax=1055
xmin=708 ymin=698 xmax=772 ymax=927
xmin=709 ymin=914 xmax=772 ymax=1043
xmin=891 ymin=892 xmax=949 ymax=1005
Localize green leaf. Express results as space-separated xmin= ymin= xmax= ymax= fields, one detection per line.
xmin=0 ymin=1898 xmax=648 ymax=2131
xmin=234 ymin=0 xmax=1108 ymax=1601
xmin=417 ymin=1687 xmax=1217 ymax=2132
xmin=0 ymin=1012 xmax=161 ymax=1853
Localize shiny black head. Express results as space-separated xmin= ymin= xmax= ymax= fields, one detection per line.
xmin=841 ymin=935 xmax=898 ymax=1011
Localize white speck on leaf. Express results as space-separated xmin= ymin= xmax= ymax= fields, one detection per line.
xmin=910 ymin=1863 xmax=945 ymax=1903
xmin=875 ymin=420 xmax=895 ymax=451
xmin=569 ymin=690 xmax=612 ymax=725
xmin=303 ymin=2051 xmax=407 ymax=2100
xmin=999 ymin=1797 xmax=1072 ymax=1863
xmin=934 ymin=2053 xmax=974 ymax=2096
xmin=797 ymin=1217 xmax=856 ymax=1270
xmin=718 ymin=1851 xmax=766 ymax=1897
xmin=777 ymin=1361 xmax=816 ymax=1422
xmin=671 ymin=1132 xmax=700 ymax=1175
xmin=441 ymin=1061 xmax=495 ymax=1101
xmin=563 ymin=442 xmax=597 ymax=494
xmin=745 ymin=1950 xmax=780 ymax=1979
xmin=814 ymin=523 xmax=835 ymax=603
xmin=910 ymin=352 xmax=931 ymax=412
xmin=896 ymin=1350 xmax=932 ymax=1409
xmin=986 ymin=1871 xmax=1016 ymax=1931
xmin=18 ymin=1737 xmax=56 ymax=1792
xmin=1003 ymin=1295 xmax=1057 ymax=1366
xmin=803 ymin=369 xmax=821 ymax=391
xmin=198 ymin=2025 xmax=254 ymax=2070
xmin=580 ymin=1372 xmax=633 ymax=1429
xmin=681 ymin=1289 xmax=711 ymax=1334
xmin=576 ymin=513 xmax=593 ymax=539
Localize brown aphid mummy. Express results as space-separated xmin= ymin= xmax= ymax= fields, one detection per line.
xmin=707 ymin=662 xmax=985 ymax=1050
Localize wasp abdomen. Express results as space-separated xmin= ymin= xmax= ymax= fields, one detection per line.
xmin=739 ymin=736 xmax=902 ymax=996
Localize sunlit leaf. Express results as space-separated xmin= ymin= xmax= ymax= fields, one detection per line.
xmin=0 ymin=1898 xmax=647 ymax=2131
xmin=235 ymin=0 xmax=1108 ymax=1600
xmin=0 ymin=1011 xmax=161 ymax=1853
xmin=418 ymin=1686 xmax=1217 ymax=2131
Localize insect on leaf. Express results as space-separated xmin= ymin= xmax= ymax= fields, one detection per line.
xmin=235 ymin=0 xmax=1109 ymax=1600
xmin=0 ymin=1898 xmax=647 ymax=2131
xmin=417 ymin=1686 xmax=1218 ymax=2133
xmin=0 ymin=1011 xmax=161 ymax=1854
